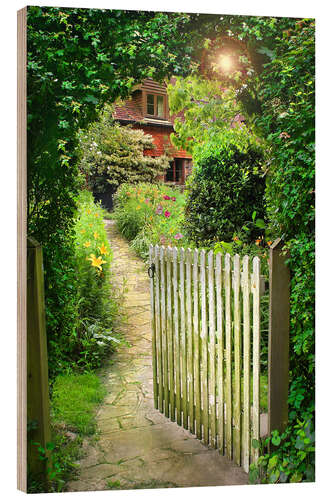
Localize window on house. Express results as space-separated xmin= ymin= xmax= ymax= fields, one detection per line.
xmin=165 ymin=159 xmax=183 ymax=183
xmin=146 ymin=93 xmax=165 ymax=118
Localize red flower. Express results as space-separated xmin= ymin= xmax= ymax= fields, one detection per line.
xmin=164 ymin=210 xmax=171 ymax=218
xmin=171 ymin=197 xmax=176 ymax=202
xmin=163 ymin=195 xmax=171 ymax=200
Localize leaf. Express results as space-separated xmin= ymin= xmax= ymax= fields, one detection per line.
xmin=257 ymin=46 xmax=276 ymax=60
xmin=249 ymin=468 xmax=259 ymax=483
xmin=268 ymin=469 xmax=280 ymax=483
xmin=290 ymin=471 xmax=303 ymax=483
xmin=268 ymin=455 xmax=278 ymax=470
xmin=255 ymin=218 xmax=266 ymax=229
xmin=252 ymin=438 xmax=260 ymax=449
xmin=221 ymin=241 xmax=233 ymax=253
xmin=272 ymin=434 xmax=281 ymax=446
xmin=84 ymin=95 xmax=99 ymax=105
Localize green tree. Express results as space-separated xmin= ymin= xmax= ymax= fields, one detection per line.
xmin=78 ymin=105 xmax=170 ymax=196
xmin=168 ymin=76 xmax=243 ymax=153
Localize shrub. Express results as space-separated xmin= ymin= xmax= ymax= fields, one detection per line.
xmin=183 ymin=130 xmax=266 ymax=247
xmin=77 ymin=104 xmax=170 ymax=201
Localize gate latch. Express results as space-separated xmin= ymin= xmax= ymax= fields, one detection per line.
xmin=148 ymin=263 xmax=156 ymax=279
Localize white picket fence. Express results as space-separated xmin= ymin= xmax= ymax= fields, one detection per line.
xmin=149 ymin=244 xmax=263 ymax=473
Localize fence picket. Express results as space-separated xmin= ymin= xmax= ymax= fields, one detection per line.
xmin=252 ymin=257 xmax=261 ymax=463
xmin=149 ymin=245 xmax=158 ymax=409
xmin=233 ymin=254 xmax=241 ymax=465
xmin=208 ymin=250 xmax=217 ymax=447
xmin=200 ymin=250 xmax=209 ymax=444
xmin=186 ymin=249 xmax=195 ymax=434
xmin=160 ymin=246 xmax=169 ymax=417
xmin=167 ymin=247 xmax=175 ymax=421
xmin=193 ymin=249 xmax=201 ymax=439
xmin=150 ymin=246 xmax=266 ymax=475
xmin=154 ymin=245 xmax=163 ymax=413
xmin=180 ymin=248 xmax=188 ymax=429
xmin=173 ymin=247 xmax=181 ymax=425
xmin=225 ymin=253 xmax=232 ymax=460
xmin=215 ymin=252 xmax=224 ymax=453
xmin=242 ymin=256 xmax=251 ymax=472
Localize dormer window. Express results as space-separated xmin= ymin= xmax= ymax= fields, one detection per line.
xmin=146 ymin=93 xmax=165 ymax=118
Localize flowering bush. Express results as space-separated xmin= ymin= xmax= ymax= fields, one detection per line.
xmin=113 ymin=183 xmax=188 ymax=259
xmin=77 ymin=105 xmax=170 ymax=200
xmin=72 ymin=190 xmax=122 ymax=370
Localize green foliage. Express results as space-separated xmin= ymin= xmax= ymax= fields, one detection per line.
xmin=77 ymin=104 xmax=170 ymax=194
xmin=236 ymin=18 xmax=315 ymax=484
xmin=27 ymin=6 xmax=194 ymax=374
xmin=183 ymin=130 xmax=266 ymax=246
xmin=28 ymin=436 xmax=82 ymax=493
xmin=168 ymin=76 xmax=242 ymax=153
xmin=72 ymin=191 xmax=122 ymax=371
xmin=249 ymin=418 xmax=315 ymax=484
xmin=29 ymin=369 xmax=108 ymax=493
xmin=113 ymin=183 xmax=187 ymax=260
xmin=258 ymin=16 xmax=315 ymax=472
xmin=51 ymin=373 xmax=106 ymax=435
xmin=47 ymin=191 xmax=122 ymax=376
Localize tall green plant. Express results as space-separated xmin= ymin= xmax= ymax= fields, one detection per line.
xmin=78 ymin=105 xmax=170 ymax=194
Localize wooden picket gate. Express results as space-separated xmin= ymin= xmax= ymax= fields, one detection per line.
xmin=148 ymin=244 xmax=264 ymax=473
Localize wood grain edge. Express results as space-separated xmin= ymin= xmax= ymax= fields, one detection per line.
xmin=17 ymin=6 xmax=27 ymax=493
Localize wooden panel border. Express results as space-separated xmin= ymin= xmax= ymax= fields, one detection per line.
xmin=17 ymin=6 xmax=27 ymax=492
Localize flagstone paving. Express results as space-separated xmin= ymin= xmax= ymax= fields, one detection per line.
xmin=67 ymin=220 xmax=248 ymax=492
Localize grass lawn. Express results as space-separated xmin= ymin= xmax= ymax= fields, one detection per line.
xmin=51 ymin=373 xmax=107 ymax=435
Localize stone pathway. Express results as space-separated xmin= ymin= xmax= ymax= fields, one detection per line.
xmin=67 ymin=220 xmax=248 ymax=492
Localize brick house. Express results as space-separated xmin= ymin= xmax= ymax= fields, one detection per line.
xmin=113 ymin=78 xmax=193 ymax=186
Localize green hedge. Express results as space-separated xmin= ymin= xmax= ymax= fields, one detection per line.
xmin=184 ymin=131 xmax=266 ymax=246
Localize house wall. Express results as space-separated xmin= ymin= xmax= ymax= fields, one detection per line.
xmin=132 ymin=124 xmax=190 ymax=159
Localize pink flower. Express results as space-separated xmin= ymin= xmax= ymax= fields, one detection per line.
xmin=171 ymin=197 xmax=176 ymax=202
xmin=160 ymin=235 xmax=166 ymax=245
xmin=174 ymin=233 xmax=184 ymax=240
xmin=163 ymin=195 xmax=171 ymax=200
xmin=164 ymin=210 xmax=171 ymax=218
xmin=155 ymin=204 xmax=163 ymax=215
xmin=144 ymin=198 xmax=150 ymax=204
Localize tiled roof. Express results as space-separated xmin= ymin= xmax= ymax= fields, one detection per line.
xmin=113 ymin=99 xmax=143 ymax=122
